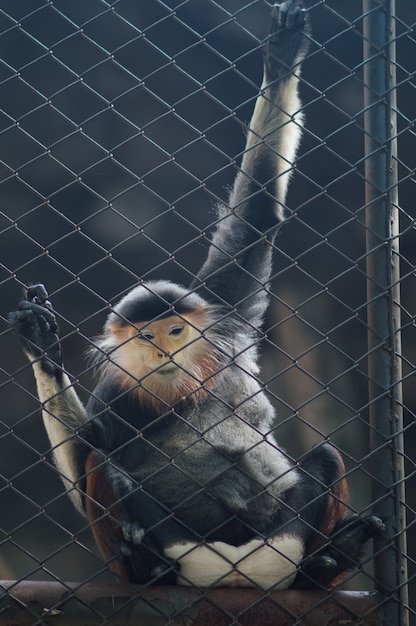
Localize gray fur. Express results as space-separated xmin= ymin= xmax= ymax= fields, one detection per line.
xmin=11 ymin=1 xmax=314 ymax=587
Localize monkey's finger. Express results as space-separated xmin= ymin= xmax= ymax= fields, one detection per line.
xmin=274 ymin=2 xmax=306 ymax=31
xmin=18 ymin=300 xmax=58 ymax=330
xmin=27 ymin=283 xmax=49 ymax=304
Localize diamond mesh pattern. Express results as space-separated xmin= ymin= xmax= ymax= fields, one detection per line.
xmin=0 ymin=1 xmax=415 ymax=624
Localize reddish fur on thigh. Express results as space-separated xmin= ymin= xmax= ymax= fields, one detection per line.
xmin=306 ymin=448 xmax=349 ymax=556
xmin=85 ymin=450 xmax=134 ymax=582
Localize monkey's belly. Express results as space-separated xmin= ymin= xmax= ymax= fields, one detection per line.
xmin=164 ymin=535 xmax=304 ymax=589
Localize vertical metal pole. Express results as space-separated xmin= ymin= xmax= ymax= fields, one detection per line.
xmin=363 ymin=2 xmax=408 ymax=625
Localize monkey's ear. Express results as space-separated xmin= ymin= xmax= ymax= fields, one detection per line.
xmin=183 ymin=303 xmax=207 ymax=327
xmin=107 ymin=323 xmax=135 ymax=343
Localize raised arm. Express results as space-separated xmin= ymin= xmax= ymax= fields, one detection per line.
xmin=193 ymin=2 xmax=310 ymax=327
xmin=9 ymin=285 xmax=89 ymax=515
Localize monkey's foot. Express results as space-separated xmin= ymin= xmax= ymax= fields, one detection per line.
xmin=121 ymin=521 xmax=145 ymax=556
xmin=10 ymin=284 xmax=62 ymax=375
xmin=121 ymin=521 xmax=179 ymax=583
xmin=294 ymin=515 xmax=385 ymax=589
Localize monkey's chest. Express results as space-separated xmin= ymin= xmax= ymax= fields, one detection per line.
xmin=121 ymin=438 xmax=281 ymax=541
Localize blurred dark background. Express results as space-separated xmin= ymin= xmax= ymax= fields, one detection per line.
xmin=0 ymin=0 xmax=414 ymax=613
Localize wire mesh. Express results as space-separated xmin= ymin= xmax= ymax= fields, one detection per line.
xmin=0 ymin=1 xmax=415 ymax=624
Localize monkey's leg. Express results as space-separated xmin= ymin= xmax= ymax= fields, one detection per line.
xmin=287 ymin=444 xmax=384 ymax=589
xmin=84 ymin=451 xmax=136 ymax=582
xmin=86 ymin=452 xmax=196 ymax=584
xmin=10 ymin=285 xmax=88 ymax=514
xmin=295 ymin=515 xmax=385 ymax=589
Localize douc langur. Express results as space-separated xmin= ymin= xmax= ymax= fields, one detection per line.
xmin=10 ymin=0 xmax=383 ymax=590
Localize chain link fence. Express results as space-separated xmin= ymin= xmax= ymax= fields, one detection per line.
xmin=0 ymin=1 xmax=415 ymax=624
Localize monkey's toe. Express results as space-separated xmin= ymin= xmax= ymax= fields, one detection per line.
xmin=122 ymin=521 xmax=145 ymax=546
xmin=331 ymin=514 xmax=385 ymax=553
xmin=150 ymin=558 xmax=179 ymax=581
xmin=26 ymin=283 xmax=50 ymax=306
xmin=365 ymin=515 xmax=385 ymax=534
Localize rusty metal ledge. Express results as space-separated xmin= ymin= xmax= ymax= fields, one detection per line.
xmin=0 ymin=581 xmax=385 ymax=625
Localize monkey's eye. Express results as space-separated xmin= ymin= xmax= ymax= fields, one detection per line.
xmin=139 ymin=331 xmax=154 ymax=341
xmin=169 ymin=325 xmax=184 ymax=337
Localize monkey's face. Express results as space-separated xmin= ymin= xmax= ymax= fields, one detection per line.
xmin=106 ymin=308 xmax=219 ymax=405
xmin=123 ymin=315 xmax=201 ymax=378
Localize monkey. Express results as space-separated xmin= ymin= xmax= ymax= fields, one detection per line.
xmin=10 ymin=0 xmax=383 ymax=590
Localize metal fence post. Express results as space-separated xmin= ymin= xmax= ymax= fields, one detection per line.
xmin=363 ymin=1 xmax=408 ymax=624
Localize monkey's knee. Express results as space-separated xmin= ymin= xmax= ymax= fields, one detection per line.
xmin=85 ymin=451 xmax=127 ymax=562
xmin=299 ymin=443 xmax=349 ymax=544
xmin=300 ymin=443 xmax=346 ymax=489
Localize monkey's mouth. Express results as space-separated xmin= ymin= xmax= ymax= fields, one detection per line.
xmin=155 ymin=363 xmax=180 ymax=377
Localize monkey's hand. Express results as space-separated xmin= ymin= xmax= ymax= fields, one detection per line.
xmin=121 ymin=521 xmax=179 ymax=584
xmin=294 ymin=514 xmax=385 ymax=589
xmin=265 ymin=1 xmax=311 ymax=82
xmin=10 ymin=284 xmax=63 ymax=376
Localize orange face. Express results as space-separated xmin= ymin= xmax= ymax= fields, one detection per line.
xmin=109 ymin=314 xmax=201 ymax=378
xmin=106 ymin=308 xmax=218 ymax=406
